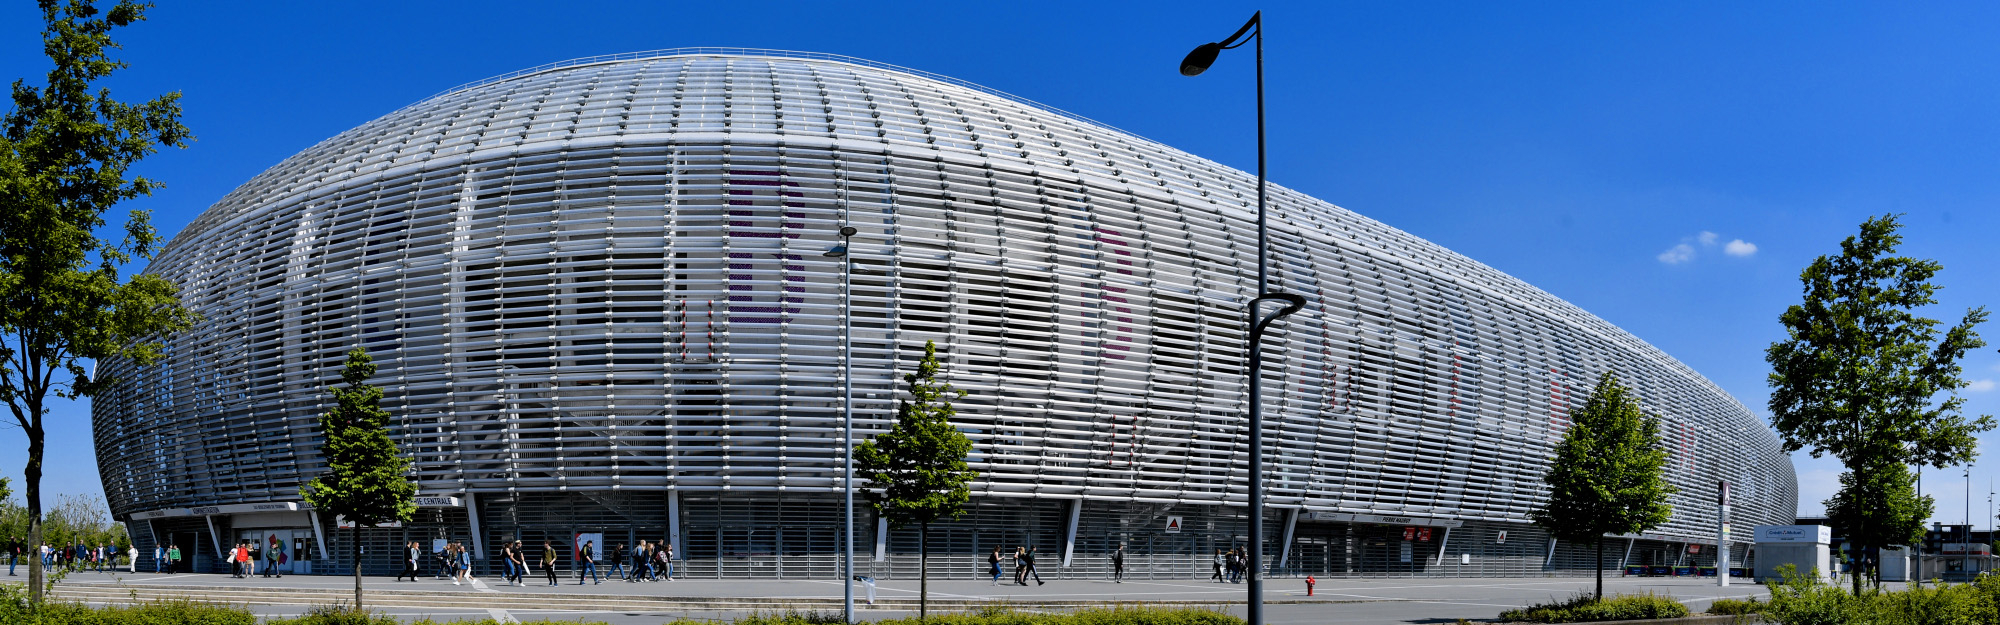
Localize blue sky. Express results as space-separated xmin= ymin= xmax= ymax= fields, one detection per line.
xmin=1 ymin=1 xmax=1995 ymax=524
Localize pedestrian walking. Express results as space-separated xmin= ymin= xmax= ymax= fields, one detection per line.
xmin=167 ymin=543 xmax=181 ymax=574
xmin=628 ymin=541 xmax=646 ymax=582
xmin=608 ymin=543 xmax=627 ymax=581
xmin=1212 ymin=548 xmax=1225 ymax=582
xmin=1111 ymin=544 xmax=1125 ymax=583
xmin=127 ymin=544 xmax=137 ymax=573
xmin=265 ymin=540 xmax=281 ymax=578
xmin=661 ymin=542 xmax=675 ymax=580
xmin=510 ymin=541 xmax=529 ymax=586
xmin=435 ymin=542 xmax=450 ymax=580
xmin=10 ymin=537 xmax=20 ymax=576
xmin=1023 ymin=546 xmax=1044 ymax=586
xmin=988 ymin=547 xmax=1003 ymax=585
xmin=540 ymin=541 xmax=559 ymax=586
xmin=576 ymin=540 xmax=600 ymax=584
xmin=246 ymin=542 xmax=259 ymax=578
xmin=455 ymin=543 xmax=472 ymax=585
xmin=497 ymin=541 xmax=513 ymax=585
xmin=1013 ymin=547 xmax=1027 ymax=585
xmin=396 ymin=541 xmax=418 ymax=581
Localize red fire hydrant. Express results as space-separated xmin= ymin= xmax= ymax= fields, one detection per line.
xmin=1306 ymin=575 xmax=1316 ymax=596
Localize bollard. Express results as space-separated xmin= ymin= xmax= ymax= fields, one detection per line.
xmin=1306 ymin=575 xmax=1315 ymax=596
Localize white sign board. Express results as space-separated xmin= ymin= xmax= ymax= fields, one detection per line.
xmin=574 ymin=532 xmax=604 ymax=561
xmin=1754 ymin=525 xmax=1831 ymax=544
xmin=1164 ymin=517 xmax=1183 ymax=534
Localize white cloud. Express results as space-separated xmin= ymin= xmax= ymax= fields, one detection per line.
xmin=1724 ymin=239 xmax=1758 ymax=257
xmin=1698 ymin=231 xmax=1719 ymax=246
xmin=1657 ymin=243 xmax=1695 ymax=264
xmin=1969 ymin=379 xmax=1996 ymax=393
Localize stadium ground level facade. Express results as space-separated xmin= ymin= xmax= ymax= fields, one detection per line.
xmin=125 ymin=493 xmax=1756 ymax=579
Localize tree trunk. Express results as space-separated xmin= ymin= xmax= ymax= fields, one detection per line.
xmin=919 ymin=523 xmax=928 ymax=623
xmin=26 ymin=427 xmax=43 ymax=609
xmin=1594 ymin=536 xmax=1603 ymax=602
xmin=352 ymin=527 xmax=363 ymax=613
xmin=1851 ymin=541 xmax=1862 ymax=596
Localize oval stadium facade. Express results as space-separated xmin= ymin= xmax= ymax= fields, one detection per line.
xmin=93 ymin=50 xmax=1795 ymax=578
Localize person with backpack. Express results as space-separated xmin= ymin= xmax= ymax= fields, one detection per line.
xmin=576 ymin=540 xmax=600 ymax=585
xmin=607 ymin=543 xmax=627 ymax=581
xmin=540 ymin=541 xmax=559 ymax=586
xmin=1111 ymin=544 xmax=1126 ymax=583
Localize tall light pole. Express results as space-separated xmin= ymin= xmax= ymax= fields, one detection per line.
xmin=1180 ymin=12 xmax=1306 ymax=625
xmin=825 ymin=224 xmax=858 ymax=624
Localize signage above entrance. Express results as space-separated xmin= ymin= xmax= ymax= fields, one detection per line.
xmin=415 ymin=496 xmax=462 ymax=508
xmin=1301 ymin=511 xmax=1463 ymax=528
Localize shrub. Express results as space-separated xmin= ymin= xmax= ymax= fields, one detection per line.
xmin=1707 ymin=597 xmax=1764 ymax=615
xmin=1762 ymin=566 xmax=1864 ymax=625
xmin=1499 ymin=593 xmax=1690 ymax=623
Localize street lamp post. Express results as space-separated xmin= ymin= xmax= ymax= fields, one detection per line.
xmin=1180 ymin=12 xmax=1305 ymax=625
xmin=825 ymin=225 xmax=859 ymax=624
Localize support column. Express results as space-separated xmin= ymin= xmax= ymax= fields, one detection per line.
xmin=309 ymin=511 xmax=329 ymax=562
xmin=1433 ymin=526 xmax=1453 ymax=567
xmin=874 ymin=518 xmax=888 ymax=562
xmin=466 ymin=493 xmax=485 ymax=560
xmin=1545 ymin=538 xmax=1559 ymax=567
xmin=205 ymin=516 xmax=223 ymax=559
xmin=1061 ymin=499 xmax=1081 ymax=567
xmin=1620 ymin=537 xmax=1635 ymax=569
xmin=1277 ymin=509 xmax=1299 ymax=569
xmin=667 ymin=491 xmax=682 ymax=556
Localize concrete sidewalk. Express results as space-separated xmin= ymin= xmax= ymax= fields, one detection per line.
xmin=33 ymin=569 xmax=1773 ymax=624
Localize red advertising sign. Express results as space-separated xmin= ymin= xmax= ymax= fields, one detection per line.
xmin=1418 ymin=528 xmax=1433 ymax=542
xmin=1402 ymin=527 xmax=1416 ymax=541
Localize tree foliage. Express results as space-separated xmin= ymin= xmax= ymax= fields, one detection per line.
xmin=0 ymin=0 xmax=193 ymax=607
xmin=301 ymin=347 xmax=415 ymax=613
xmin=1530 ymin=371 xmax=1675 ymax=601
xmin=856 ymin=340 xmax=978 ymax=621
xmin=1766 ymin=213 xmax=1990 ymax=594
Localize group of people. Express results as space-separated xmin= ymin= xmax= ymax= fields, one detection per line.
xmin=1212 ymin=547 xmax=1251 ymax=583
xmin=394 ymin=540 xmax=474 ymax=584
xmin=150 ymin=544 xmax=183 ymax=573
xmin=391 ymin=538 xmax=679 ymax=587
xmin=988 ymin=546 xmax=1046 ymax=586
xmin=8 ymin=541 xmax=131 ymax=575
xmin=558 ymin=539 xmax=677 ymax=586
xmin=224 ymin=542 xmax=278 ymax=578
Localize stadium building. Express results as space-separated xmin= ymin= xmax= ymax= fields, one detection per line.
xmin=92 ymin=50 xmax=1796 ymax=578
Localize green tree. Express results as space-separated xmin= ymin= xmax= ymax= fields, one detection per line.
xmin=1766 ymin=214 xmax=1991 ymax=595
xmin=1821 ymin=459 xmax=1927 ymax=590
xmin=302 ymin=348 xmax=416 ymax=613
xmin=0 ymin=0 xmax=193 ymax=607
xmin=855 ymin=340 xmax=978 ymax=622
xmin=1530 ymin=371 xmax=1675 ymax=602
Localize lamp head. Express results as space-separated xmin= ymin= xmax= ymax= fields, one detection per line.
xmin=1180 ymin=42 xmax=1222 ymax=76
xmin=839 ymin=226 xmax=858 ymax=237
xmin=823 ymin=244 xmax=848 ymax=258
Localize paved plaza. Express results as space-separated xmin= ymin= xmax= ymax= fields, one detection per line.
xmin=29 ymin=569 xmax=1775 ymax=624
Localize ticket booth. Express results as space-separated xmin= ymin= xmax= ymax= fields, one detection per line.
xmin=1753 ymin=525 xmax=1833 ymax=583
